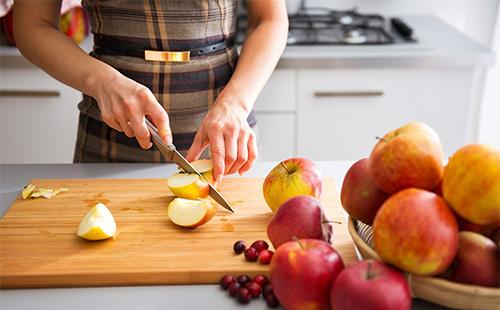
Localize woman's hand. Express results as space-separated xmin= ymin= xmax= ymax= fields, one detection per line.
xmin=186 ymin=98 xmax=258 ymax=183
xmin=90 ymin=69 xmax=172 ymax=149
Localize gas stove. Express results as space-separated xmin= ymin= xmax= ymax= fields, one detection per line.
xmin=236 ymin=7 xmax=417 ymax=46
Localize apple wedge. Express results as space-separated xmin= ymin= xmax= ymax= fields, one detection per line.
xmin=77 ymin=202 xmax=117 ymax=241
xmin=179 ymin=159 xmax=216 ymax=185
xmin=167 ymin=198 xmax=216 ymax=228
xmin=167 ymin=173 xmax=209 ymax=199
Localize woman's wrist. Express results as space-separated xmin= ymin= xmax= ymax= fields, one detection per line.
xmin=83 ymin=64 xmax=121 ymax=99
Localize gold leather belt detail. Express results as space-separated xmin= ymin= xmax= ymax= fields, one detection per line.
xmin=144 ymin=50 xmax=190 ymax=62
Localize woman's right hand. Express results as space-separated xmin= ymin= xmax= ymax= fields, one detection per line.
xmin=89 ymin=69 xmax=172 ymax=149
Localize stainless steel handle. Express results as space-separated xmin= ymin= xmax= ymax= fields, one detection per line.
xmin=314 ymin=90 xmax=384 ymax=97
xmin=0 ymin=90 xmax=60 ymax=97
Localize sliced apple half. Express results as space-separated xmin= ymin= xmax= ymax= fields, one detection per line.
xmin=178 ymin=159 xmax=216 ymax=186
xmin=167 ymin=198 xmax=216 ymax=228
xmin=77 ymin=202 xmax=117 ymax=241
xmin=167 ymin=172 xmax=209 ymax=199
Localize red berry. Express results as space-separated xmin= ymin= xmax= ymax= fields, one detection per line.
xmin=258 ymin=249 xmax=273 ymax=264
xmin=251 ymin=240 xmax=269 ymax=252
xmin=227 ymin=282 xmax=241 ymax=296
xmin=245 ymin=281 xmax=262 ymax=298
xmin=233 ymin=240 xmax=246 ymax=254
xmin=219 ymin=275 xmax=235 ymax=289
xmin=244 ymin=247 xmax=259 ymax=262
xmin=252 ymin=274 xmax=269 ymax=287
xmin=236 ymin=274 xmax=251 ymax=285
xmin=263 ymin=283 xmax=274 ymax=297
xmin=265 ymin=293 xmax=280 ymax=308
xmin=236 ymin=288 xmax=252 ymax=304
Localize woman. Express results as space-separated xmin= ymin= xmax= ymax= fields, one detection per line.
xmin=13 ymin=0 xmax=288 ymax=183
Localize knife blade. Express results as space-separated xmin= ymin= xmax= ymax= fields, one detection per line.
xmin=145 ymin=118 xmax=234 ymax=213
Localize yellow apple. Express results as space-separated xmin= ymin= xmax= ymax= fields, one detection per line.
xmin=443 ymin=144 xmax=500 ymax=225
xmin=77 ymin=202 xmax=117 ymax=241
xmin=167 ymin=172 xmax=209 ymax=199
xmin=263 ymin=158 xmax=323 ymax=212
xmin=167 ymin=198 xmax=216 ymax=228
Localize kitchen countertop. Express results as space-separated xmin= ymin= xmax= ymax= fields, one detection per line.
xmin=1 ymin=16 xmax=494 ymax=70
xmin=0 ymin=162 xmax=448 ymax=310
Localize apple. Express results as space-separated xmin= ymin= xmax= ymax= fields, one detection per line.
xmin=453 ymin=210 xmax=498 ymax=235
xmin=263 ymin=158 xmax=323 ymax=212
xmin=267 ymin=196 xmax=332 ymax=248
xmin=489 ymin=227 xmax=500 ymax=249
xmin=443 ymin=144 xmax=500 ymax=225
xmin=373 ymin=188 xmax=459 ymax=276
xmin=341 ymin=158 xmax=389 ymax=225
xmin=369 ymin=122 xmax=444 ymax=194
xmin=449 ymin=231 xmax=499 ymax=287
xmin=167 ymin=172 xmax=209 ymax=199
xmin=167 ymin=198 xmax=216 ymax=228
xmin=330 ymin=259 xmax=411 ymax=310
xmin=187 ymin=159 xmax=216 ymax=185
xmin=77 ymin=202 xmax=117 ymax=241
xmin=270 ymin=239 xmax=344 ymax=310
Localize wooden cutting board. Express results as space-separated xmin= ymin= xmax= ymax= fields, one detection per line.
xmin=0 ymin=178 xmax=356 ymax=289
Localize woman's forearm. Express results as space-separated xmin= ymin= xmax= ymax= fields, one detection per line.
xmin=216 ymin=14 xmax=288 ymax=113
xmin=13 ymin=1 xmax=118 ymax=99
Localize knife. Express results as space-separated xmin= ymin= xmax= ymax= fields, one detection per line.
xmin=145 ymin=118 xmax=234 ymax=213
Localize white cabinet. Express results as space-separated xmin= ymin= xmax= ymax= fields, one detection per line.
xmin=297 ymin=69 xmax=476 ymax=160
xmin=0 ymin=61 xmax=81 ymax=163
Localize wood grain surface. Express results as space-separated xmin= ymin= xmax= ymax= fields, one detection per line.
xmin=0 ymin=178 xmax=356 ymax=289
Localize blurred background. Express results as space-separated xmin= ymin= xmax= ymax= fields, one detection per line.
xmin=0 ymin=0 xmax=498 ymax=164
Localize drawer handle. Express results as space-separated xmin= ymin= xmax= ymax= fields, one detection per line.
xmin=0 ymin=90 xmax=60 ymax=97
xmin=314 ymin=91 xmax=384 ymax=97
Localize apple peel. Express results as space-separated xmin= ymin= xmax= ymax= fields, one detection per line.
xmin=22 ymin=185 xmax=68 ymax=199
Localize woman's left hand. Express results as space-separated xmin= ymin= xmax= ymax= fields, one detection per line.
xmin=185 ymin=99 xmax=258 ymax=183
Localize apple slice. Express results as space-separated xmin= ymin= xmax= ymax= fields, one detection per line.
xmin=178 ymin=159 xmax=216 ymax=185
xmin=77 ymin=202 xmax=117 ymax=241
xmin=22 ymin=184 xmax=35 ymax=199
xmin=167 ymin=198 xmax=216 ymax=228
xmin=167 ymin=172 xmax=209 ymax=199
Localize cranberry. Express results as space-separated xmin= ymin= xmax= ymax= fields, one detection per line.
xmin=252 ymin=274 xmax=269 ymax=287
xmin=219 ymin=275 xmax=235 ymax=289
xmin=236 ymin=274 xmax=251 ymax=286
xmin=245 ymin=281 xmax=262 ymax=298
xmin=265 ymin=293 xmax=280 ymax=308
xmin=263 ymin=283 xmax=274 ymax=297
xmin=244 ymin=247 xmax=259 ymax=262
xmin=233 ymin=240 xmax=246 ymax=254
xmin=258 ymin=249 xmax=274 ymax=264
xmin=227 ymin=282 xmax=241 ymax=297
xmin=251 ymin=240 xmax=269 ymax=252
xmin=236 ymin=288 xmax=252 ymax=304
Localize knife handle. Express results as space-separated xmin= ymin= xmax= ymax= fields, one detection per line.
xmin=144 ymin=118 xmax=175 ymax=151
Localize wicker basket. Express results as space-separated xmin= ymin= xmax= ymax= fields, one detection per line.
xmin=347 ymin=217 xmax=500 ymax=310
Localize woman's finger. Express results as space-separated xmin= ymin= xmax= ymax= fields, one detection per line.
xmin=223 ymin=127 xmax=238 ymax=175
xmin=129 ymin=116 xmax=152 ymax=149
xmin=238 ymin=131 xmax=258 ymax=175
xmin=186 ymin=129 xmax=209 ymax=162
xmin=115 ymin=112 xmax=134 ymax=137
xmin=145 ymin=100 xmax=172 ymax=145
xmin=208 ymin=125 xmax=225 ymax=183
xmin=228 ymin=130 xmax=249 ymax=175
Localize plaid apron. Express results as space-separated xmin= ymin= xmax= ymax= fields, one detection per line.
xmin=74 ymin=0 xmax=257 ymax=162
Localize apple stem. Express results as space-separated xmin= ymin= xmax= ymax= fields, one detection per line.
xmin=375 ymin=136 xmax=388 ymax=143
xmin=280 ymin=161 xmax=291 ymax=174
xmin=366 ymin=261 xmax=375 ymax=280
xmin=322 ymin=220 xmax=342 ymax=225
xmin=293 ymin=236 xmax=305 ymax=249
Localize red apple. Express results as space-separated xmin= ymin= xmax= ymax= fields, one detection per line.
xmin=330 ymin=260 xmax=411 ymax=310
xmin=443 ymin=144 xmax=500 ymax=225
xmin=263 ymin=158 xmax=323 ymax=212
xmin=489 ymin=227 xmax=500 ymax=248
xmin=267 ymin=196 xmax=332 ymax=249
xmin=341 ymin=158 xmax=389 ymax=225
xmin=450 ymin=231 xmax=499 ymax=287
xmin=270 ymin=239 xmax=344 ymax=310
xmin=373 ymin=188 xmax=459 ymax=276
xmin=370 ymin=122 xmax=444 ymax=194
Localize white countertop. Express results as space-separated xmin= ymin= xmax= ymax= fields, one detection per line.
xmin=0 ymin=162 xmax=448 ymax=310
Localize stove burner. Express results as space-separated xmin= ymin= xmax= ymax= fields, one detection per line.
xmin=236 ymin=7 xmax=415 ymax=46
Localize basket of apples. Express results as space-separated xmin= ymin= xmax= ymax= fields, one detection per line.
xmin=341 ymin=122 xmax=500 ymax=310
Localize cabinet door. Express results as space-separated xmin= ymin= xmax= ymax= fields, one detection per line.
xmin=297 ymin=69 xmax=475 ymax=160
xmin=0 ymin=64 xmax=80 ymax=164
xmin=255 ymin=113 xmax=295 ymax=161
xmin=253 ymin=69 xmax=296 ymax=112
